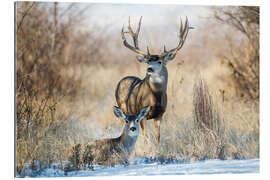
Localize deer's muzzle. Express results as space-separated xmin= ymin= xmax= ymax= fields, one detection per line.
xmin=129 ymin=127 xmax=136 ymax=131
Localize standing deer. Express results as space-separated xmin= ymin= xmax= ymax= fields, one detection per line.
xmin=115 ymin=17 xmax=190 ymax=144
xmin=68 ymin=106 xmax=150 ymax=168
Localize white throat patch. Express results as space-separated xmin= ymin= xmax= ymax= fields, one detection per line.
xmin=150 ymin=75 xmax=165 ymax=84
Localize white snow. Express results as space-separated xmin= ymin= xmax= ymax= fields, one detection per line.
xmin=32 ymin=158 xmax=259 ymax=177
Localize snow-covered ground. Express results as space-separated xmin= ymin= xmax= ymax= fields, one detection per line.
xmin=30 ymin=158 xmax=259 ymax=177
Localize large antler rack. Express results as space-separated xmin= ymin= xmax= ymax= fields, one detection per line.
xmin=121 ymin=16 xmax=150 ymax=57
xmin=122 ymin=16 xmax=190 ymax=58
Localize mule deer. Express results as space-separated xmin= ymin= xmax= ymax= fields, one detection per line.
xmin=115 ymin=17 xmax=190 ymax=144
xmin=68 ymin=106 xmax=150 ymax=168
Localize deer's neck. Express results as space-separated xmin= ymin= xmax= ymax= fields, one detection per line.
xmin=119 ymin=132 xmax=138 ymax=154
xmin=148 ymin=66 xmax=168 ymax=93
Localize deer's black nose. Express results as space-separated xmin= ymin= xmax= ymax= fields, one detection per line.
xmin=130 ymin=127 xmax=136 ymax=131
xmin=147 ymin=67 xmax=154 ymax=73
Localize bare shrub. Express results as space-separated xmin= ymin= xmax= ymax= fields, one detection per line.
xmin=15 ymin=2 xmax=105 ymax=176
xmin=16 ymin=2 xmax=82 ymax=98
xmin=16 ymin=87 xmax=65 ymax=175
xmin=214 ymin=6 xmax=259 ymax=100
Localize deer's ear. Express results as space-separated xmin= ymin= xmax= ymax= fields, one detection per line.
xmin=164 ymin=52 xmax=177 ymax=63
xmin=136 ymin=55 xmax=148 ymax=63
xmin=113 ymin=106 xmax=126 ymax=120
xmin=137 ymin=106 xmax=151 ymax=121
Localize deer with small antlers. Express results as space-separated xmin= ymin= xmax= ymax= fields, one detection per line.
xmin=67 ymin=106 xmax=150 ymax=168
xmin=115 ymin=17 xmax=190 ymax=144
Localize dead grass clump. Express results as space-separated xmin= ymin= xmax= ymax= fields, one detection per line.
xmin=16 ymin=86 xmax=63 ymax=176
xmin=191 ymin=78 xmax=225 ymax=159
xmin=193 ymin=78 xmax=221 ymax=132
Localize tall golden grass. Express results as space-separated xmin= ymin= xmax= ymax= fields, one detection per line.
xmin=15 ymin=2 xmax=259 ymax=176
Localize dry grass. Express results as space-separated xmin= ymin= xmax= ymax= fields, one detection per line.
xmin=132 ymin=69 xmax=259 ymax=162
xmin=67 ymin=64 xmax=259 ymax=163
xmin=16 ymin=62 xmax=260 ymax=176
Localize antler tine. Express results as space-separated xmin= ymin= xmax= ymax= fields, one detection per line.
xmin=127 ymin=16 xmax=134 ymax=36
xmin=136 ymin=16 xmax=142 ymax=35
xmin=166 ymin=17 xmax=189 ymax=54
xmin=121 ymin=24 xmax=126 ymax=40
xmin=147 ymin=46 xmax=151 ymax=56
xmin=127 ymin=16 xmax=138 ymax=47
xmin=180 ymin=17 xmax=183 ymax=35
xmin=180 ymin=16 xmax=189 ymax=40
xmin=121 ymin=17 xmax=149 ymax=56
xmin=164 ymin=45 xmax=167 ymax=53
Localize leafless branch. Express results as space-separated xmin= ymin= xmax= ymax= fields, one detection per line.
xmin=16 ymin=2 xmax=36 ymax=33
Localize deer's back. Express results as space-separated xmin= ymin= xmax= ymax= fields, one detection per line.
xmin=115 ymin=76 xmax=141 ymax=113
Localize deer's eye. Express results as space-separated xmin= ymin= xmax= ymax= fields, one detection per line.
xmin=125 ymin=120 xmax=129 ymax=123
xmin=158 ymin=61 xmax=162 ymax=64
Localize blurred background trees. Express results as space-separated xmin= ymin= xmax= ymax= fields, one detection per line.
xmin=214 ymin=6 xmax=259 ymax=100
xmin=15 ymin=2 xmax=109 ymax=175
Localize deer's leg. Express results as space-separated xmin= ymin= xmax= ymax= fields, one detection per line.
xmin=154 ymin=117 xmax=161 ymax=144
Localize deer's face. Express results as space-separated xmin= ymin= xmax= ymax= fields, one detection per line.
xmin=145 ymin=55 xmax=164 ymax=76
xmin=113 ymin=106 xmax=151 ymax=137
xmin=137 ymin=54 xmax=173 ymax=77
xmin=123 ymin=115 xmax=142 ymax=137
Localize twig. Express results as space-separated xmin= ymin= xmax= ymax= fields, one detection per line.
xmin=16 ymin=2 xmax=36 ymax=33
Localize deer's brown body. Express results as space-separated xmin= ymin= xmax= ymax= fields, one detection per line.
xmin=115 ymin=17 xmax=190 ymax=144
xmin=116 ymin=75 xmax=167 ymax=120
xmin=69 ymin=134 xmax=136 ymax=167
xmin=68 ymin=106 xmax=150 ymax=168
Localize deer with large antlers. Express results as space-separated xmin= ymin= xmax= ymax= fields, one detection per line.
xmin=115 ymin=17 xmax=190 ymax=144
